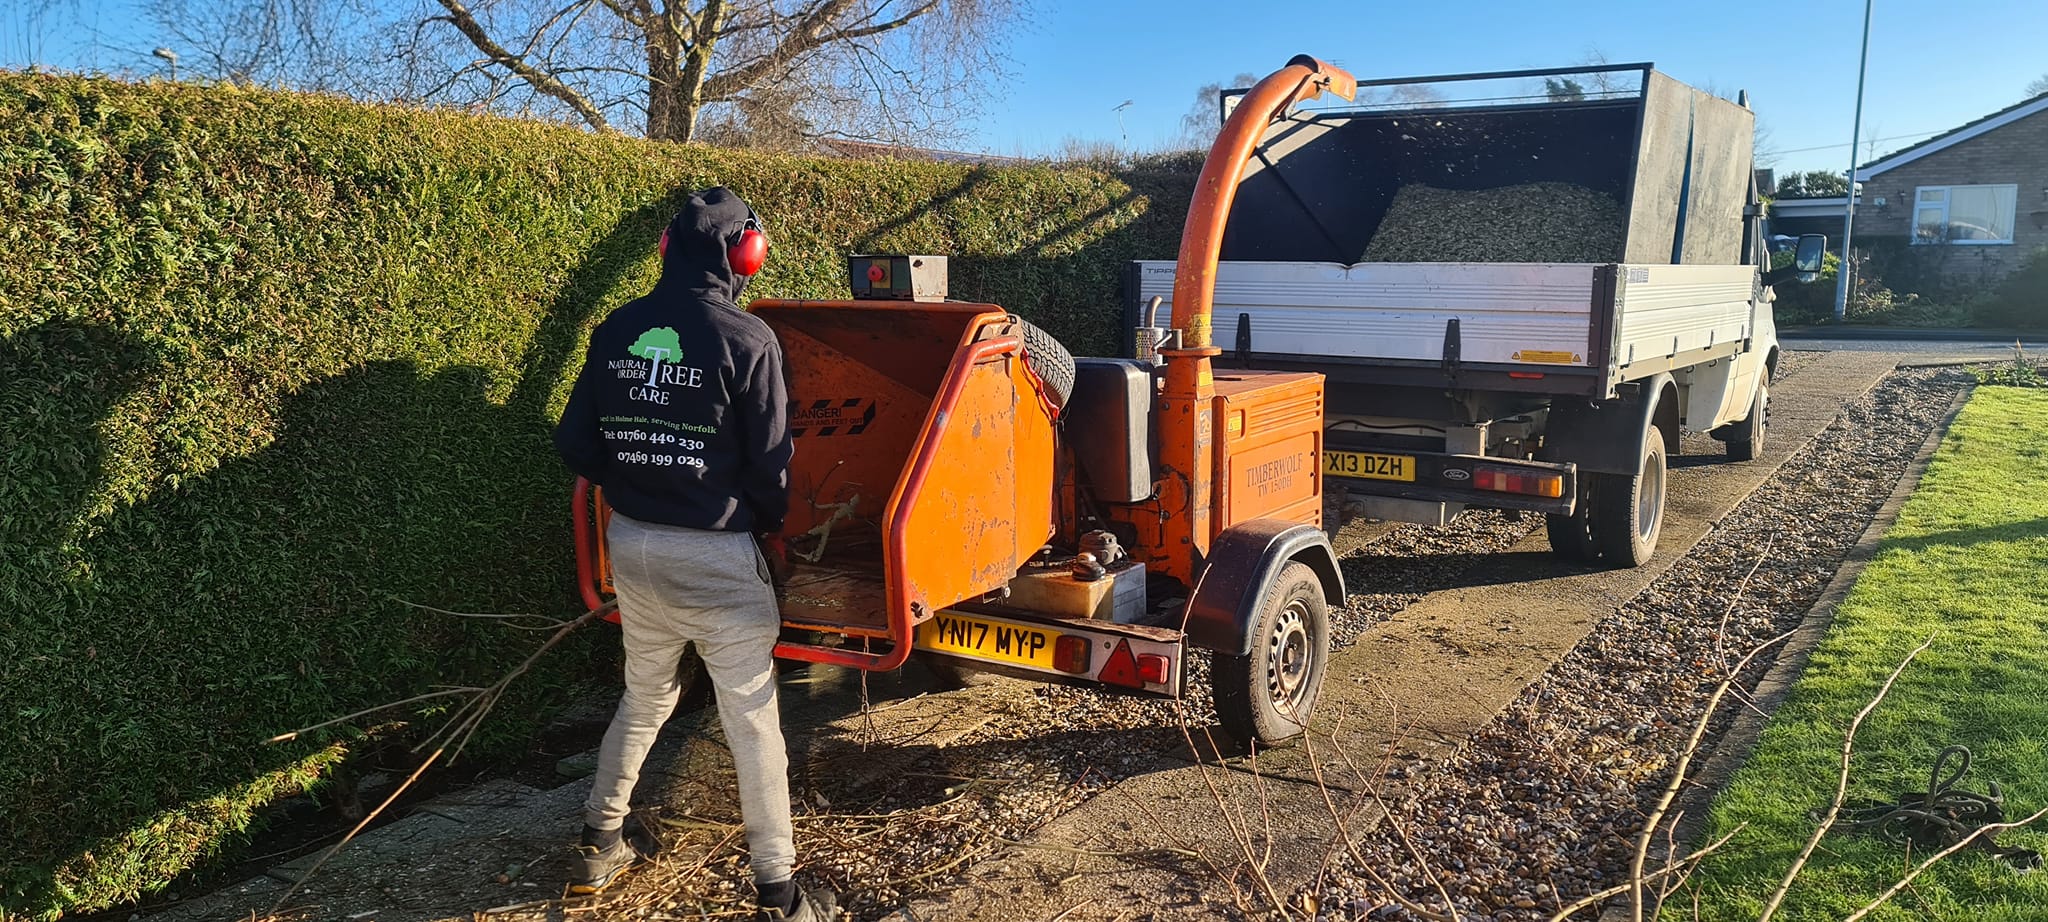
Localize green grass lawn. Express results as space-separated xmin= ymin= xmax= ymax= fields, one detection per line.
xmin=1679 ymin=386 xmax=2048 ymax=921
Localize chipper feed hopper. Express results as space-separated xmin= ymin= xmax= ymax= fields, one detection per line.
xmin=575 ymin=57 xmax=1357 ymax=745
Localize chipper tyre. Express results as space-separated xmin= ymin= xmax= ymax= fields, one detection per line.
xmin=1589 ymin=423 xmax=1668 ymax=569
xmin=1017 ymin=319 xmax=1076 ymax=409
xmin=1212 ymin=561 xmax=1329 ymax=746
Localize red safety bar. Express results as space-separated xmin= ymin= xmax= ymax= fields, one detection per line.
xmin=570 ymin=477 xmax=620 ymax=624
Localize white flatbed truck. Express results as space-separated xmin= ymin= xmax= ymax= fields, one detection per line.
xmin=1129 ymin=62 xmax=1825 ymax=566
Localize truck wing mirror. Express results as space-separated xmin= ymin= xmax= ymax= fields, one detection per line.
xmin=1794 ymin=234 xmax=1827 ymax=275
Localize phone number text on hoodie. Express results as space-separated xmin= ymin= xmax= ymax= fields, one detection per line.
xmin=614 ymin=450 xmax=705 ymax=468
xmin=604 ymin=429 xmax=707 ymax=468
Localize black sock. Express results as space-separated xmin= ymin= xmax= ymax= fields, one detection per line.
xmin=757 ymin=877 xmax=798 ymax=913
xmin=581 ymin=825 xmax=622 ymax=849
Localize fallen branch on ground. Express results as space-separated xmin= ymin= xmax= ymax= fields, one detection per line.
xmin=1629 ymin=625 xmax=1798 ymax=922
xmin=262 ymin=601 xmax=611 ymax=916
xmin=1754 ymin=636 xmax=1934 ymax=922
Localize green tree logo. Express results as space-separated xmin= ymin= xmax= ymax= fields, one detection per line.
xmin=629 ymin=327 xmax=682 ymax=385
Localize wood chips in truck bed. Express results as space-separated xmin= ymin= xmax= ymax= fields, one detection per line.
xmin=1363 ymin=181 xmax=1625 ymax=264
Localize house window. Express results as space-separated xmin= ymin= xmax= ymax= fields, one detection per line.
xmin=1911 ymin=184 xmax=2018 ymax=244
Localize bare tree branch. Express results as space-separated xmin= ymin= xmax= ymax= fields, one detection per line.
xmin=1755 ymin=636 xmax=1935 ymax=922
xmin=699 ymin=0 xmax=940 ymax=101
xmin=155 ymin=0 xmax=1020 ymax=146
xmin=432 ymin=0 xmax=616 ymax=132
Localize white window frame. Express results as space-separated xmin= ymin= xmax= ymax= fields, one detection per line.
xmin=1910 ymin=183 xmax=2019 ymax=245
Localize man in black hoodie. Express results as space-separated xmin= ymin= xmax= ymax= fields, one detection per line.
xmin=555 ymin=187 xmax=832 ymax=920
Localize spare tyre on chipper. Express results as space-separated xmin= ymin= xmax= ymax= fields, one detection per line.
xmin=574 ymin=57 xmax=1357 ymax=746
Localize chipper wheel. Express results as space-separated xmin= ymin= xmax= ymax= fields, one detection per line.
xmin=1213 ymin=561 xmax=1330 ymax=746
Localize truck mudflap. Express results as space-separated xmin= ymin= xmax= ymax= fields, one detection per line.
xmin=1324 ymin=444 xmax=1580 ymax=516
xmin=914 ymin=607 xmax=1184 ymax=697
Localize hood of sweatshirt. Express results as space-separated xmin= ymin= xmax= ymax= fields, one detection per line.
xmin=657 ymin=185 xmax=761 ymax=306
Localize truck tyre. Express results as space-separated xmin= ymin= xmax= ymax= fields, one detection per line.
xmin=1212 ymin=561 xmax=1329 ymax=746
xmin=1724 ymin=378 xmax=1767 ymax=461
xmin=1590 ymin=423 xmax=1668 ymax=568
xmin=1017 ymin=319 xmax=1075 ymax=409
xmin=1544 ymin=480 xmax=1601 ymax=563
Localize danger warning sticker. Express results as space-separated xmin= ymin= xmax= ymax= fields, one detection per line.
xmin=791 ymin=398 xmax=878 ymax=437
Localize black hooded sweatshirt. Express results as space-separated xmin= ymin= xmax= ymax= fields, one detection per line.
xmin=554 ymin=187 xmax=792 ymax=533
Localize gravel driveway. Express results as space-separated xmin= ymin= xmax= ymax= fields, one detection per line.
xmin=1315 ymin=364 xmax=1974 ymax=921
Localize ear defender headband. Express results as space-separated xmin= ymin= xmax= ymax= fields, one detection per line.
xmin=728 ymin=213 xmax=768 ymax=277
xmin=654 ymin=211 xmax=767 ymax=277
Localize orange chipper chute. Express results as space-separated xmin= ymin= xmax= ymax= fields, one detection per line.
xmin=1152 ymin=55 xmax=1356 ymax=585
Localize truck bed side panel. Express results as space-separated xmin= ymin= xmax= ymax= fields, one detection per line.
xmin=1610 ymin=264 xmax=1756 ymax=375
xmin=1133 ymin=260 xmax=1599 ymax=367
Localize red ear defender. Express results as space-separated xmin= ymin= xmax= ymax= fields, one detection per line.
xmin=728 ymin=216 xmax=768 ymax=276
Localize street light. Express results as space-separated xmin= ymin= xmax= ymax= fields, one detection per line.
xmin=1833 ymin=0 xmax=1874 ymax=322
xmin=152 ymin=47 xmax=179 ymax=81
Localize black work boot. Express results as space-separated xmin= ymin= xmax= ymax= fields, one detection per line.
xmin=569 ymin=825 xmax=647 ymax=895
xmin=759 ymin=879 xmax=839 ymax=921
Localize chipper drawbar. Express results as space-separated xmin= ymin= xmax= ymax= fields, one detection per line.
xmin=574 ymin=56 xmax=1356 ymax=745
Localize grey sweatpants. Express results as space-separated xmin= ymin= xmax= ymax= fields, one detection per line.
xmin=584 ymin=512 xmax=796 ymax=883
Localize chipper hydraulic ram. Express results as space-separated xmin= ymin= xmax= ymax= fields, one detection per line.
xmin=575 ymin=56 xmax=1356 ymax=745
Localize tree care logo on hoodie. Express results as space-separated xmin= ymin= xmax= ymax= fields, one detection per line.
xmin=611 ymin=327 xmax=705 ymax=405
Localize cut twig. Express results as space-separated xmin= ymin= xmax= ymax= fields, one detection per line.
xmin=1547 ymin=823 xmax=1748 ymax=922
xmin=268 ymin=748 xmax=445 ymax=913
xmin=1754 ymin=635 xmax=1934 ymax=922
xmin=390 ymin=596 xmax=572 ymax=630
xmin=1630 ymin=627 xmax=1798 ymax=921
xmin=1188 ymin=716 xmax=1293 ymax=918
xmin=265 ymin=687 xmax=486 ymax=744
xmin=1710 ymin=537 xmax=1776 ymax=674
xmin=1318 ymin=694 xmax=1459 ymax=922
xmin=264 ymin=602 xmax=611 ymax=915
xmin=1840 ymin=803 xmax=2048 ymax=922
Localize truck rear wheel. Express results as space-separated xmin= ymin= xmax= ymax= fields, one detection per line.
xmin=1212 ymin=561 xmax=1329 ymax=746
xmin=1544 ymin=480 xmax=1601 ymax=563
xmin=1724 ymin=379 xmax=1768 ymax=461
xmin=1589 ymin=423 xmax=1668 ymax=568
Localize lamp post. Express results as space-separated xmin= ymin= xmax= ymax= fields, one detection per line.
xmin=1833 ymin=0 xmax=1874 ymax=322
xmin=152 ymin=47 xmax=178 ymax=81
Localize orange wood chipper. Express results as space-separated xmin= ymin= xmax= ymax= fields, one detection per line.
xmin=575 ymin=56 xmax=1356 ymax=744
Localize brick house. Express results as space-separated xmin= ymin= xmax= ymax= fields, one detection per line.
xmin=1851 ymin=91 xmax=2048 ymax=291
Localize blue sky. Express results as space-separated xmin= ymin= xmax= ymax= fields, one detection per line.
xmin=988 ymin=0 xmax=2048 ymax=173
xmin=8 ymin=0 xmax=2046 ymax=175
